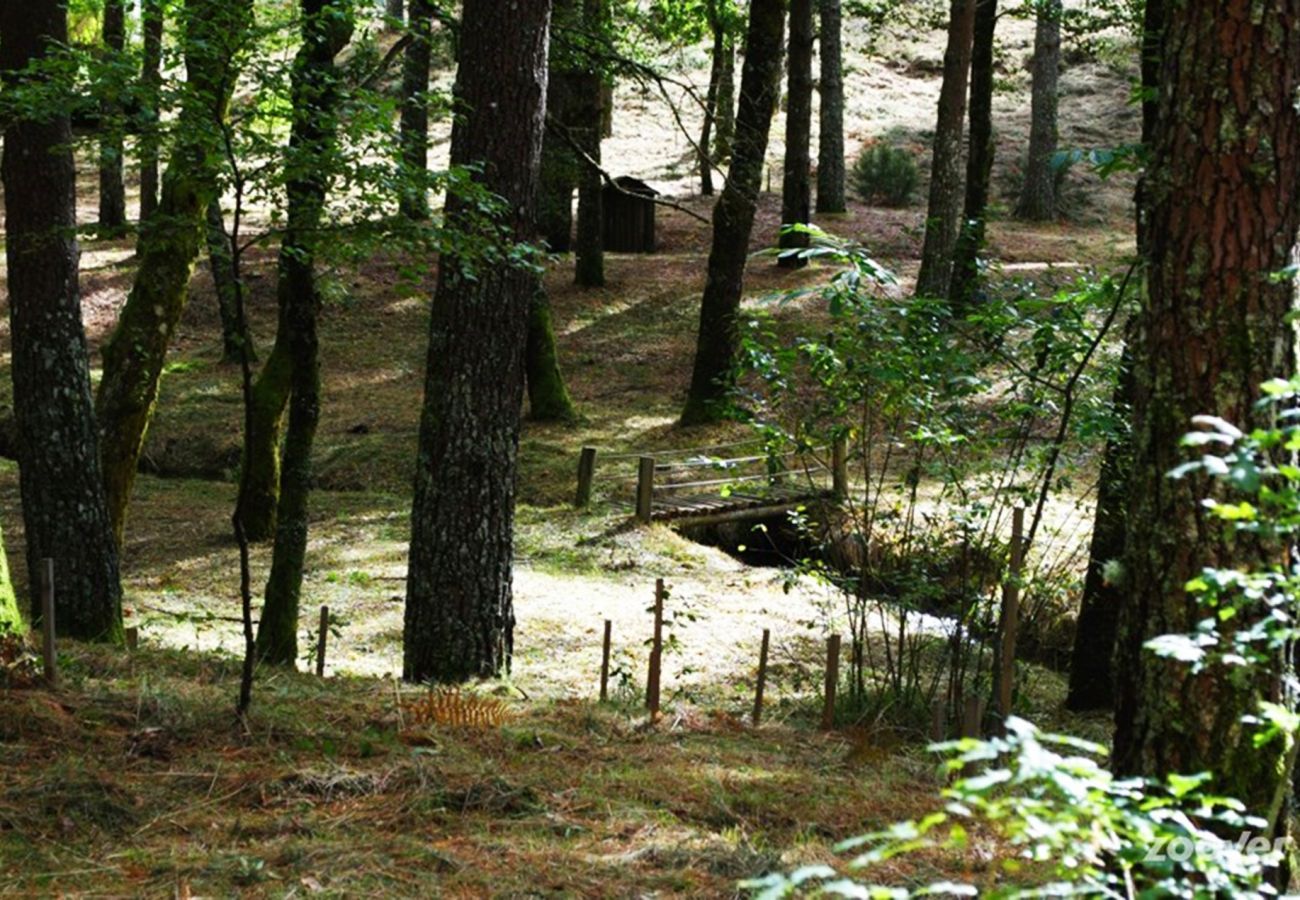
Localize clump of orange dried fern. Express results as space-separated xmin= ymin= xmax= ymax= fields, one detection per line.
xmin=403 ymin=687 xmax=511 ymax=729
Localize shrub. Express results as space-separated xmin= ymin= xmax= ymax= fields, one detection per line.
xmin=851 ymin=142 xmax=919 ymax=207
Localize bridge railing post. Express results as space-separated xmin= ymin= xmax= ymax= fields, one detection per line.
xmin=832 ymin=436 xmax=848 ymax=499
xmin=575 ymin=446 xmax=597 ymax=508
xmin=636 ymin=456 xmax=655 ymax=523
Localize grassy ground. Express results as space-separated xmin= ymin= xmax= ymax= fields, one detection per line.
xmin=0 ymin=8 xmax=1132 ymax=895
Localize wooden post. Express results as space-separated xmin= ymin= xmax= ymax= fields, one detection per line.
xmin=821 ymin=633 xmax=841 ymax=730
xmin=995 ymin=507 xmax=1025 ymax=725
xmin=636 ymin=456 xmax=655 ymax=523
xmin=40 ymin=558 xmax=56 ymax=688
xmin=832 ymin=436 xmax=848 ymax=499
xmin=752 ymin=628 xmax=771 ymax=726
xmin=125 ymin=626 xmax=139 ymax=652
xmin=575 ymin=446 xmax=598 ymax=508
xmin=315 ymin=605 xmax=329 ymax=677
xmin=646 ymin=579 xmax=664 ymax=718
xmin=599 ymin=619 xmax=612 ymax=702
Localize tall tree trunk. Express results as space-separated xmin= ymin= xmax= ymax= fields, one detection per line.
xmin=1065 ymin=0 xmax=1162 ymax=712
xmin=98 ymin=0 xmax=127 ymax=234
xmin=0 ymin=521 xmax=19 ymax=634
xmin=680 ymin=0 xmax=786 ymax=425
xmin=96 ymin=0 xmax=254 ymax=547
xmin=1 ymin=0 xmax=123 ymax=640
xmin=525 ymin=289 xmax=578 ymax=421
xmin=540 ymin=73 xmax=577 ymax=252
xmin=236 ymin=327 xmax=292 ymax=542
xmin=1112 ymin=0 xmax=1300 ymax=824
xmin=573 ymin=71 xmax=604 ymax=287
xmin=1015 ymin=0 xmax=1061 ymax=221
xmin=403 ymin=0 xmax=550 ymax=684
xmin=385 ymin=0 xmax=403 ymax=24
xmin=139 ymin=0 xmax=164 ymax=223
xmin=815 ymin=0 xmax=845 ymax=213
xmin=255 ymin=0 xmax=353 ymax=666
xmin=206 ymin=200 xmax=255 ymax=363
xmin=713 ymin=31 xmax=735 ymax=163
xmin=778 ymin=0 xmax=813 ymax=268
xmin=914 ymin=0 xmax=977 ymax=298
xmin=947 ymin=0 xmax=998 ymax=309
xmin=698 ymin=8 xmax=723 ymax=197
xmin=398 ymin=0 xmax=431 ymax=219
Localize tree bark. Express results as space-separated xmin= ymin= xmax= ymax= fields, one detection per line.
xmin=1015 ymin=0 xmax=1061 ymax=221
xmin=778 ymin=0 xmax=813 ymax=267
xmin=235 ymin=327 xmax=291 ymax=542
xmin=256 ymin=0 xmax=353 ymax=666
xmin=947 ymin=0 xmax=998 ymax=309
xmin=680 ymin=0 xmax=786 ymax=425
xmin=138 ymin=0 xmax=164 ymax=223
xmin=206 ymin=200 xmax=255 ymax=363
xmin=96 ymin=0 xmax=254 ymax=548
xmin=398 ymin=0 xmax=431 ymax=219
xmin=713 ymin=30 xmax=735 ymax=163
xmin=98 ymin=0 xmax=127 ymax=234
xmin=403 ymin=0 xmax=550 ymax=684
xmin=1 ymin=0 xmax=123 ymax=640
xmin=815 ymin=0 xmax=845 ymax=213
xmin=540 ymin=75 xmax=577 ymax=252
xmin=1066 ymin=0 xmax=1162 ymax=712
xmin=698 ymin=5 xmax=723 ymax=197
xmin=914 ymin=0 xmax=977 ymax=298
xmin=1112 ymin=0 xmax=1300 ymax=824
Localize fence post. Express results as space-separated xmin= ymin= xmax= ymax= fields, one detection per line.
xmin=599 ymin=619 xmax=612 ymax=702
xmin=646 ymin=579 xmax=665 ymax=719
xmin=752 ymin=628 xmax=771 ymax=726
xmin=125 ymin=627 xmax=139 ymax=652
xmin=636 ymin=456 xmax=655 ymax=523
xmin=40 ymin=558 xmax=57 ymax=688
xmin=930 ymin=698 xmax=948 ymax=742
xmin=995 ymin=507 xmax=1025 ymax=726
xmin=315 ymin=605 xmax=329 ymax=677
xmin=832 ymin=436 xmax=848 ymax=500
xmin=575 ymin=447 xmax=598 ymax=508
xmin=961 ymin=695 xmax=986 ymax=776
xmin=821 ymin=633 xmax=841 ymax=730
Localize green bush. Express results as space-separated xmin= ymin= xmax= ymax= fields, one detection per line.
xmin=851 ymin=142 xmax=920 ymax=207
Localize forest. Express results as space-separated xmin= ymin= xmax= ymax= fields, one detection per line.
xmin=1 ymin=0 xmax=1298 ymax=895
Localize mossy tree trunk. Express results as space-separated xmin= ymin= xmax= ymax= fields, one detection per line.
xmin=398 ymin=0 xmax=432 ymax=220
xmin=1015 ymin=0 xmax=1061 ymax=221
xmin=96 ymin=0 xmax=254 ymax=548
xmin=139 ymin=0 xmax=164 ymax=223
xmin=403 ymin=0 xmax=550 ymax=684
xmin=680 ymin=0 xmax=786 ymax=425
xmin=0 ymin=521 xmax=20 ymax=635
xmin=253 ymin=0 xmax=354 ymax=666
xmin=914 ymin=0 xmax=976 ymax=299
xmin=1 ymin=0 xmax=123 ymax=640
xmin=1112 ymin=0 xmax=1300 ymax=823
xmin=777 ymin=0 xmax=813 ymax=268
xmin=526 ymin=289 xmax=578 ymax=422
xmin=815 ymin=0 xmax=845 ymax=213
xmin=98 ymin=0 xmax=127 ymax=234
xmin=947 ymin=0 xmax=998 ymax=310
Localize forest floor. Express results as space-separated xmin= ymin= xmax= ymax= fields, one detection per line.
xmin=0 ymin=7 xmax=1133 ymax=896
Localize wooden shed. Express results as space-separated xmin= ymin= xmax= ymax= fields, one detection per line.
xmin=602 ymin=176 xmax=658 ymax=253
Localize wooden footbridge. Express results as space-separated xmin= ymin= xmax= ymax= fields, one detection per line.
xmin=573 ymin=437 xmax=848 ymax=525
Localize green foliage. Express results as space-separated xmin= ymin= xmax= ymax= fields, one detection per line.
xmin=745 ymin=378 xmax=1300 ymax=898
xmin=851 ymin=142 xmax=919 ymax=207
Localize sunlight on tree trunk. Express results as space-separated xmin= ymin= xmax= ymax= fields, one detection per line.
xmin=778 ymin=0 xmax=814 ymax=268
xmin=1015 ymin=0 xmax=1061 ymax=222
xmin=815 ymin=0 xmax=845 ymax=214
